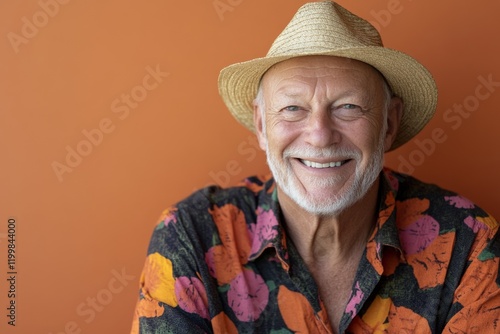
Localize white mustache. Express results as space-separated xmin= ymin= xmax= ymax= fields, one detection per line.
xmin=283 ymin=146 xmax=360 ymax=160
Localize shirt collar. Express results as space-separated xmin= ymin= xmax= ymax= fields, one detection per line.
xmin=246 ymin=168 xmax=405 ymax=270
xmin=247 ymin=179 xmax=290 ymax=271
xmin=364 ymin=168 xmax=406 ymax=275
xmin=373 ymin=168 xmax=402 ymax=249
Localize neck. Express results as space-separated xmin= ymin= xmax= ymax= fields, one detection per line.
xmin=279 ymin=178 xmax=380 ymax=265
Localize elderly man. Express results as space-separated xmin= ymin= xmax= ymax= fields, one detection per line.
xmin=132 ymin=1 xmax=499 ymax=333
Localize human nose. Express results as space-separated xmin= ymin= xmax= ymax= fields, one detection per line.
xmin=304 ymin=108 xmax=341 ymax=148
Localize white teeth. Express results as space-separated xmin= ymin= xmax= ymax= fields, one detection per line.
xmin=302 ymin=160 xmax=343 ymax=168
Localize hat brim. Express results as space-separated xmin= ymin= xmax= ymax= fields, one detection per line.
xmin=218 ymin=47 xmax=438 ymax=151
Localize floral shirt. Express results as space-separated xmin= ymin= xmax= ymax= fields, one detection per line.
xmin=131 ymin=168 xmax=500 ymax=333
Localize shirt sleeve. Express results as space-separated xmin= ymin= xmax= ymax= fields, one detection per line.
xmin=130 ymin=207 xmax=213 ymax=334
xmin=443 ymin=215 xmax=500 ymax=333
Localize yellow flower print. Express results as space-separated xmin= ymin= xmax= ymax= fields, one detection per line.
xmin=156 ymin=207 xmax=178 ymax=228
xmin=477 ymin=215 xmax=498 ymax=230
xmin=141 ymin=252 xmax=178 ymax=307
xmin=362 ymin=295 xmax=391 ymax=333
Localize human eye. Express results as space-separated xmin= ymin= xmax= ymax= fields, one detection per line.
xmin=342 ymin=104 xmax=359 ymax=110
xmin=333 ymin=103 xmax=365 ymax=121
xmin=283 ymin=105 xmax=301 ymax=112
xmin=279 ymin=105 xmax=307 ymax=121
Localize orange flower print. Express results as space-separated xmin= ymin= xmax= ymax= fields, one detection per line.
xmin=278 ymin=285 xmax=333 ymax=333
xmin=366 ymin=239 xmax=384 ymax=276
xmin=205 ymin=244 xmax=242 ymax=285
xmin=378 ymin=191 xmax=396 ymax=229
xmin=206 ymin=204 xmax=253 ymax=285
xmin=131 ymin=295 xmax=165 ymax=334
xmin=209 ymin=204 xmax=252 ymax=264
xmin=212 ymin=312 xmax=238 ymax=334
xmin=134 ymin=295 xmax=165 ymax=318
xmin=406 ymin=231 xmax=455 ymax=289
xmin=444 ymin=290 xmax=500 ymax=333
xmin=454 ymin=257 xmax=499 ymax=307
xmin=396 ymin=198 xmax=430 ymax=229
xmin=141 ymin=252 xmax=178 ymax=307
xmin=388 ymin=304 xmax=431 ymax=333
xmin=366 ymin=191 xmax=396 ymax=275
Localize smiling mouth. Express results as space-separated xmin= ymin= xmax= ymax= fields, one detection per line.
xmin=300 ymin=159 xmax=349 ymax=169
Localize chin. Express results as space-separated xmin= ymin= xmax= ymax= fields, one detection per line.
xmin=289 ymin=182 xmax=366 ymax=216
xmin=269 ymin=153 xmax=383 ymax=216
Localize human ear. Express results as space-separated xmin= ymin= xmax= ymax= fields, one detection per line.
xmin=384 ymin=96 xmax=403 ymax=152
xmin=253 ymin=101 xmax=267 ymax=151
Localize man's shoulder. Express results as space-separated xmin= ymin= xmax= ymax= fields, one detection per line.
xmin=384 ymin=168 xmax=498 ymax=230
xmin=173 ymin=174 xmax=275 ymax=215
xmin=151 ymin=175 xmax=275 ymax=246
xmin=387 ymin=168 xmax=476 ymax=201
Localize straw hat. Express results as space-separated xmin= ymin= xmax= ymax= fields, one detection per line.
xmin=218 ymin=1 xmax=438 ymax=150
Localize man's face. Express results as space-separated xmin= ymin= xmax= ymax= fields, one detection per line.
xmin=254 ymin=55 xmax=400 ymax=215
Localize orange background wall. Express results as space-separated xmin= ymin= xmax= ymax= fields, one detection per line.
xmin=1 ymin=0 xmax=499 ymax=333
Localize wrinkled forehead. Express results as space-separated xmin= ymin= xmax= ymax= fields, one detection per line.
xmin=259 ymin=55 xmax=391 ymax=96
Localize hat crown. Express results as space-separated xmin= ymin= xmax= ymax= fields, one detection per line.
xmin=268 ymin=1 xmax=383 ymax=57
xmin=218 ymin=1 xmax=437 ymax=151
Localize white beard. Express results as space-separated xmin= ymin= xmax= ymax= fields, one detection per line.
xmin=265 ymin=134 xmax=385 ymax=216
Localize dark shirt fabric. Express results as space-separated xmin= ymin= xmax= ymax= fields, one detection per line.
xmin=131 ymin=168 xmax=500 ymax=333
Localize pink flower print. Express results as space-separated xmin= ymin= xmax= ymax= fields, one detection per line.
xmin=157 ymin=207 xmax=178 ymax=228
xmin=400 ymin=215 xmax=440 ymax=255
xmin=464 ymin=216 xmax=487 ymax=233
xmin=205 ymin=246 xmax=221 ymax=278
xmin=249 ymin=208 xmax=278 ymax=256
xmin=385 ymin=169 xmax=399 ymax=191
xmin=205 ymin=245 xmax=240 ymax=285
xmin=227 ymin=269 xmax=269 ymax=322
xmin=175 ymin=276 xmax=209 ymax=319
xmin=345 ymin=282 xmax=364 ymax=319
xmin=444 ymin=195 xmax=475 ymax=209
